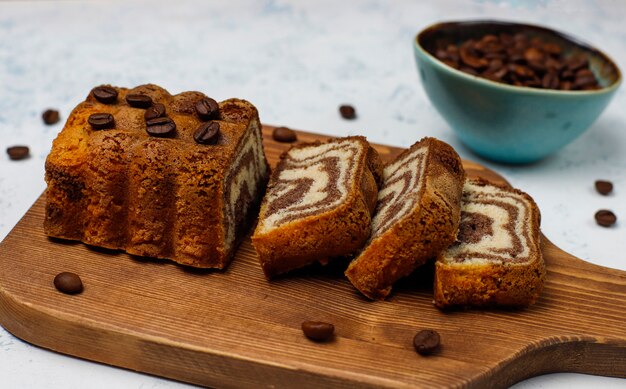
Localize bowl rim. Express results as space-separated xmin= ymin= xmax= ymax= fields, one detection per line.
xmin=414 ymin=19 xmax=622 ymax=96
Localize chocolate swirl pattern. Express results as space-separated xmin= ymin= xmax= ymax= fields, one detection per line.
xmin=434 ymin=179 xmax=545 ymax=308
xmin=442 ymin=181 xmax=533 ymax=264
xmin=370 ymin=146 xmax=428 ymax=238
xmin=259 ymin=140 xmax=363 ymax=232
xmin=252 ymin=136 xmax=383 ymax=279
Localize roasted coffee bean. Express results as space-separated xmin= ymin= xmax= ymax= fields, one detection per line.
xmin=6 ymin=145 xmax=30 ymax=160
xmin=92 ymin=85 xmax=118 ymax=104
xmin=195 ymin=97 xmax=220 ymax=120
xmin=272 ymin=126 xmax=297 ymax=143
xmin=301 ymin=321 xmax=334 ymax=341
xmin=146 ymin=117 xmax=176 ymax=137
xmin=42 ymin=109 xmax=60 ymax=125
xmin=413 ymin=329 xmax=440 ymax=356
xmin=194 ymin=121 xmax=220 ymax=145
xmin=595 ymin=180 xmax=613 ymax=195
xmin=125 ymin=94 xmax=153 ymax=108
xmin=434 ymin=33 xmax=600 ymax=90
xmin=339 ymin=104 xmax=357 ymax=120
xmin=88 ymin=113 xmax=115 ymax=130
xmin=145 ymin=103 xmax=166 ymax=120
xmin=54 ymin=272 xmax=83 ymax=294
xmin=595 ymin=209 xmax=617 ymax=227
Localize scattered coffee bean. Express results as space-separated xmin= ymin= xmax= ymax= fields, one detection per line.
xmin=413 ymin=329 xmax=440 ymax=356
xmin=339 ymin=104 xmax=357 ymax=120
xmin=125 ymin=94 xmax=153 ymax=109
xmin=53 ymin=272 xmax=83 ymax=295
xmin=434 ymin=33 xmax=600 ymax=90
xmin=92 ymin=85 xmax=118 ymax=104
xmin=301 ymin=321 xmax=334 ymax=342
xmin=194 ymin=122 xmax=220 ymax=145
xmin=146 ymin=117 xmax=176 ymax=137
xmin=196 ymin=97 xmax=220 ymax=121
xmin=6 ymin=146 xmax=30 ymax=161
xmin=145 ymin=103 xmax=166 ymax=121
xmin=42 ymin=109 xmax=60 ymax=125
xmin=595 ymin=180 xmax=613 ymax=196
xmin=88 ymin=113 xmax=115 ymax=130
xmin=595 ymin=209 xmax=617 ymax=227
xmin=272 ymin=126 xmax=297 ymax=143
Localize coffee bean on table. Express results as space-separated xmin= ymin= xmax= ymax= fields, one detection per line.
xmin=195 ymin=97 xmax=220 ymax=120
xmin=145 ymin=103 xmax=166 ymax=121
xmin=272 ymin=126 xmax=297 ymax=143
xmin=125 ymin=94 xmax=153 ymax=108
xmin=146 ymin=117 xmax=176 ymax=137
xmin=194 ymin=122 xmax=220 ymax=145
xmin=595 ymin=210 xmax=617 ymax=227
xmin=88 ymin=113 xmax=115 ymax=130
xmin=53 ymin=272 xmax=83 ymax=295
xmin=595 ymin=180 xmax=613 ymax=195
xmin=6 ymin=146 xmax=30 ymax=161
xmin=301 ymin=321 xmax=334 ymax=341
xmin=413 ymin=329 xmax=440 ymax=355
xmin=42 ymin=109 xmax=60 ymax=125
xmin=92 ymin=86 xmax=118 ymax=104
xmin=339 ymin=105 xmax=357 ymax=120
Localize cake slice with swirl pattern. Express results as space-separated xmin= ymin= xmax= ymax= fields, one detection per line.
xmin=434 ymin=178 xmax=546 ymax=308
xmin=252 ymin=136 xmax=383 ymax=279
xmin=345 ymin=137 xmax=465 ymax=300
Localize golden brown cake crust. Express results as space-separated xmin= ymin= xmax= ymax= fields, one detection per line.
xmin=251 ymin=136 xmax=383 ymax=279
xmin=44 ymin=84 xmax=269 ymax=268
xmin=433 ymin=178 xmax=546 ymax=308
xmin=345 ymin=137 xmax=466 ymax=300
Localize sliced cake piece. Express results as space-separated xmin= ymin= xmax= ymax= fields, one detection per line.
xmin=434 ymin=178 xmax=545 ymax=308
xmin=345 ymin=137 xmax=465 ymax=300
xmin=252 ymin=136 xmax=383 ymax=279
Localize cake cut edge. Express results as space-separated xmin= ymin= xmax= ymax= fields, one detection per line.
xmin=433 ymin=178 xmax=546 ymax=308
xmin=252 ymin=136 xmax=383 ymax=279
xmin=345 ymin=137 xmax=465 ymax=300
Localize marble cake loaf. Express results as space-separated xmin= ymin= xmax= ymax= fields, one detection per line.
xmin=252 ymin=136 xmax=383 ymax=278
xmin=434 ymin=178 xmax=546 ymax=308
xmin=345 ymin=137 xmax=465 ymax=300
xmin=44 ymin=84 xmax=269 ymax=268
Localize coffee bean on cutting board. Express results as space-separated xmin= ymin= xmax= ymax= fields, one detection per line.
xmin=595 ymin=210 xmax=617 ymax=227
xmin=595 ymin=180 xmax=613 ymax=195
xmin=54 ymin=272 xmax=83 ymax=295
xmin=339 ymin=104 xmax=357 ymax=120
xmin=272 ymin=127 xmax=297 ymax=143
xmin=6 ymin=145 xmax=30 ymax=160
xmin=413 ymin=329 xmax=440 ymax=355
xmin=301 ymin=321 xmax=334 ymax=342
xmin=42 ymin=109 xmax=60 ymax=125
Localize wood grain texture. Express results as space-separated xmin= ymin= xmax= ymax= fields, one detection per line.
xmin=0 ymin=126 xmax=625 ymax=388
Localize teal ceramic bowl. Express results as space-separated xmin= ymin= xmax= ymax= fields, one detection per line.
xmin=414 ymin=20 xmax=621 ymax=163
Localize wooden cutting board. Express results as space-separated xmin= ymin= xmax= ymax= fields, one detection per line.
xmin=0 ymin=126 xmax=624 ymax=388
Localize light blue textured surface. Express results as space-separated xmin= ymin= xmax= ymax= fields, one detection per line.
xmin=1 ymin=1 xmax=625 ymax=388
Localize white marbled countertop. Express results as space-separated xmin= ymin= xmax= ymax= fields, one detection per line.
xmin=1 ymin=1 xmax=625 ymax=388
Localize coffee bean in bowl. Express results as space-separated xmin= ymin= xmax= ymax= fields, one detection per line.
xmin=414 ymin=20 xmax=621 ymax=163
